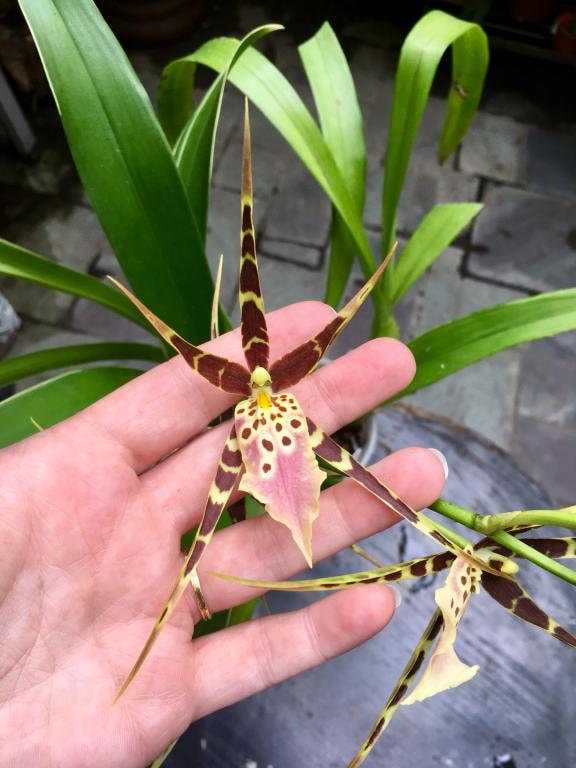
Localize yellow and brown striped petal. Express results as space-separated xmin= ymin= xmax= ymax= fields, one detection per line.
xmin=239 ymin=101 xmax=269 ymax=372
xmin=270 ymin=246 xmax=395 ymax=392
xmin=109 ymin=276 xmax=251 ymax=396
xmin=482 ymin=572 xmax=576 ymax=648
xmin=347 ymin=609 xmax=444 ymax=768
xmin=306 ymin=418 xmax=509 ymax=577
xmin=114 ymin=427 xmax=244 ymax=701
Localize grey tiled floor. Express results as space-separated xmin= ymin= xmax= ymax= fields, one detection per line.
xmin=1 ymin=4 xmax=575 ymax=506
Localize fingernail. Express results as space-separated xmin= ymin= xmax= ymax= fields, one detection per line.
xmin=388 ymin=584 xmax=402 ymax=609
xmin=428 ymin=448 xmax=449 ymax=479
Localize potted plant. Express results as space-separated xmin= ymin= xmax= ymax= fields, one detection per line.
xmin=0 ymin=2 xmax=575 ymax=767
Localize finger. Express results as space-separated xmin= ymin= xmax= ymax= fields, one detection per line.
xmin=142 ymin=337 xmax=416 ymax=532
xmin=187 ymin=446 xmax=446 ymax=622
xmin=79 ymin=301 xmax=335 ymax=472
xmin=186 ymin=584 xmax=396 ymax=720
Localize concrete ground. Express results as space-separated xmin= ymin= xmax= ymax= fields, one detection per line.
xmin=0 ymin=3 xmax=575 ymax=507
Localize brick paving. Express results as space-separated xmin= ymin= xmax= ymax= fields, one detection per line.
xmin=1 ymin=4 xmax=575 ymax=506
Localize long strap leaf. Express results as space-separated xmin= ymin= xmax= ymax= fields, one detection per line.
xmin=0 ymin=343 xmax=163 ymax=388
xmin=168 ymin=37 xmax=377 ymax=282
xmin=299 ymin=22 xmax=367 ymax=307
xmin=382 ymin=10 xmax=488 ymax=254
xmin=0 ymin=367 xmax=142 ymax=448
xmin=19 ymin=0 xmax=213 ymax=342
xmin=0 ymin=239 xmax=147 ymax=328
xmin=400 ymin=289 xmax=576 ymax=396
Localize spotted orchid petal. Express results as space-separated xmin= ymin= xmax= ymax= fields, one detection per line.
xmin=235 ymin=393 xmax=326 ymax=566
xmin=401 ymin=555 xmax=481 ymax=706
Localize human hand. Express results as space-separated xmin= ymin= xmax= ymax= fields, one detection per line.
xmin=0 ymin=301 xmax=445 ymax=768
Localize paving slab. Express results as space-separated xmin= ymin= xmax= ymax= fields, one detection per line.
xmin=524 ymin=126 xmax=576 ymax=200
xmin=261 ymin=164 xmax=331 ymax=254
xmin=71 ymin=297 xmax=153 ymax=344
xmin=459 ymin=112 xmax=528 ymax=184
xmin=513 ymin=416 xmax=576 ymax=507
xmin=517 ymin=332 xmax=576 ymax=430
xmin=0 ymin=292 xmax=20 ymax=354
xmin=469 ymin=184 xmax=576 ymax=293
xmin=0 ymin=185 xmax=106 ymax=323
xmin=406 ymin=270 xmax=526 ymax=450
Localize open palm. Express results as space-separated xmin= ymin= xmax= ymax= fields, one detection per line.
xmin=0 ymin=302 xmax=445 ymax=768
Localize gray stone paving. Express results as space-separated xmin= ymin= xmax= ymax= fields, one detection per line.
xmin=1 ymin=8 xmax=575 ymax=507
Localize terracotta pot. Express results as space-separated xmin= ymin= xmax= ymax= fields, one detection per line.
xmin=555 ymin=11 xmax=576 ymax=55
xmin=96 ymin=0 xmax=207 ymax=46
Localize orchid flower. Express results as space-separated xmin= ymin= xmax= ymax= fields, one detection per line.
xmin=217 ymin=531 xmax=576 ymax=766
xmin=110 ymin=101 xmax=510 ymax=700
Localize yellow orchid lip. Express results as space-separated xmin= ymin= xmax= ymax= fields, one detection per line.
xmin=256 ymin=389 xmax=272 ymax=409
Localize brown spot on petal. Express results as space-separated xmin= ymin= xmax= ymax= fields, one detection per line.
xmin=410 ymin=560 xmax=428 ymax=577
xmin=262 ymin=463 xmax=272 ymax=473
xmin=262 ymin=439 xmax=274 ymax=452
xmin=241 ymin=428 xmax=251 ymax=440
xmin=290 ymin=419 xmax=301 ymax=429
xmin=553 ymin=625 xmax=576 ymax=647
xmin=282 ymin=436 xmax=292 ymax=446
xmin=388 ymin=683 xmax=408 ymax=708
xmin=275 ymin=423 xmax=283 ymax=432
xmin=384 ymin=571 xmax=402 ymax=581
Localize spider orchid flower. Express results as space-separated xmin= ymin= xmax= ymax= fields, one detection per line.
xmin=111 ymin=101 xmax=510 ymax=700
xmin=217 ymin=532 xmax=576 ymax=767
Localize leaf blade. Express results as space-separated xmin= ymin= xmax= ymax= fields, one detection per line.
xmin=391 ymin=203 xmax=482 ymax=304
xmin=401 ymin=289 xmax=576 ymax=397
xmin=18 ymin=0 xmax=213 ymax=342
xmin=0 ymin=367 xmax=142 ymax=448
xmin=382 ymin=10 xmax=488 ymax=253
xmin=0 ymin=343 xmax=163 ymax=388
xmin=0 ymin=239 xmax=148 ymax=329
xmin=299 ymin=22 xmax=366 ymax=305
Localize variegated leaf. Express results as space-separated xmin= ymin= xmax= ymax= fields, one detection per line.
xmin=235 ymin=393 xmax=326 ymax=566
xmin=402 ymin=556 xmax=481 ymax=706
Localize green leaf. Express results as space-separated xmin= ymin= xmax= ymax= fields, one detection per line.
xmin=184 ymin=37 xmax=377 ymax=281
xmin=0 ymin=367 xmax=142 ymax=448
xmin=166 ymin=25 xmax=282 ymax=247
xmin=298 ymin=22 xmax=366 ymax=307
xmin=0 ymin=239 xmax=149 ymax=329
xmin=399 ymin=290 xmax=576 ymax=397
xmin=0 ymin=342 xmax=163 ymax=388
xmin=391 ymin=203 xmax=482 ymax=304
xmin=382 ymin=10 xmax=488 ymax=254
xmin=19 ymin=0 xmax=214 ymax=343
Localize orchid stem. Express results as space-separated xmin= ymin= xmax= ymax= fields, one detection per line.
xmin=431 ymin=499 xmax=576 ymax=588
